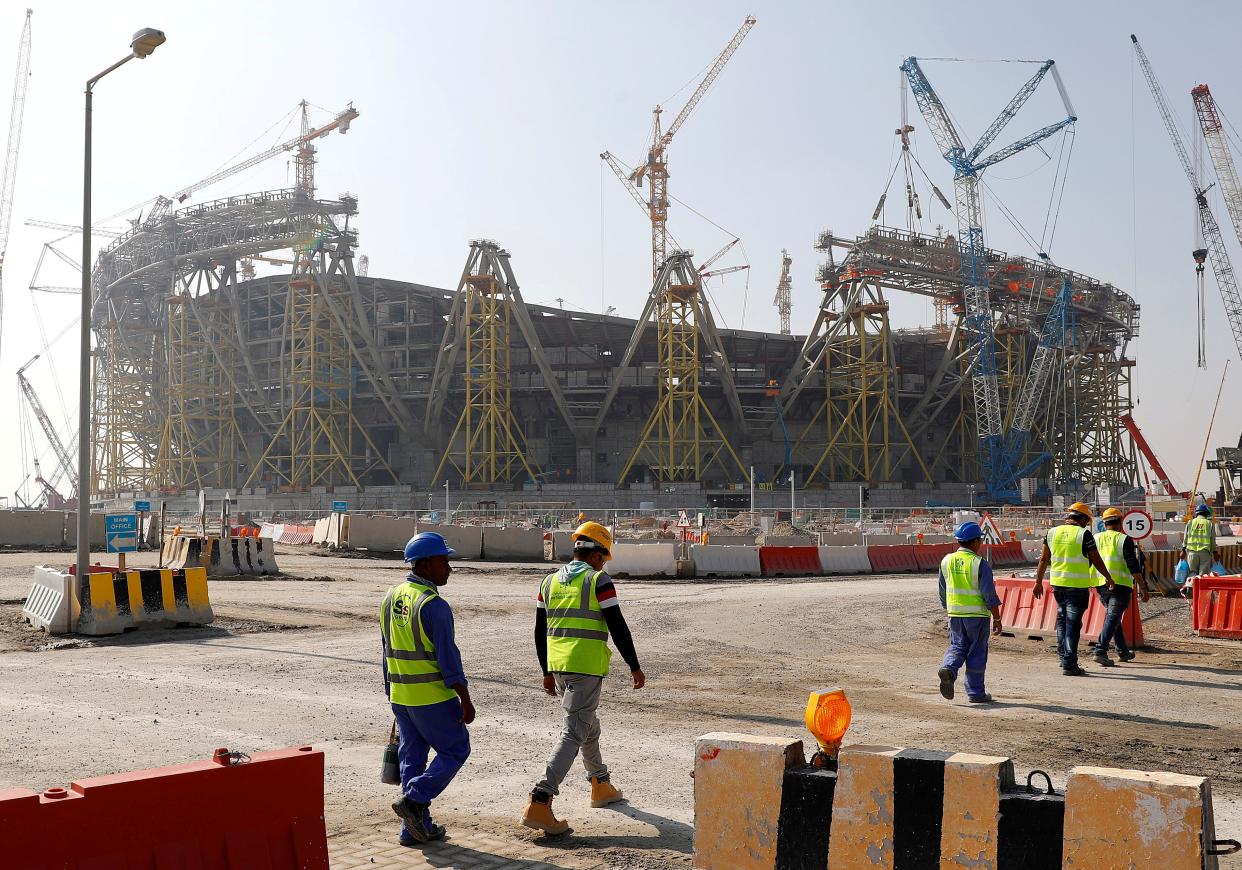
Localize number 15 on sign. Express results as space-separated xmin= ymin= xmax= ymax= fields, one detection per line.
xmin=1122 ymin=510 xmax=1152 ymax=540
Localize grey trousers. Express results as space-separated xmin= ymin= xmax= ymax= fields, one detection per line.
xmin=1187 ymin=550 xmax=1214 ymax=575
xmin=537 ymin=673 xmax=607 ymax=795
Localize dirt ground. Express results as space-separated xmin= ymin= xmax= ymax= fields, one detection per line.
xmin=1 ymin=548 xmax=1239 ymax=868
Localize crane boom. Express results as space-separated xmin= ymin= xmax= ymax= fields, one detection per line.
xmin=1191 ymin=84 xmax=1242 ymax=362
xmin=901 ymin=55 xmax=1075 ymax=503
xmin=0 ymin=9 xmax=31 ymax=366
xmin=17 ymin=359 xmax=77 ymax=494
xmin=1118 ymin=412 xmax=1184 ymax=498
xmin=774 ymin=248 xmax=792 ymax=335
xmin=659 ymin=16 xmax=756 ymax=148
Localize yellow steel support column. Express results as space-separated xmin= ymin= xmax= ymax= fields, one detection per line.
xmin=93 ymin=321 xmax=161 ymax=496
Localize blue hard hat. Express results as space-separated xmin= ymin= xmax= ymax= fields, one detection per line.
xmin=1195 ymin=504 xmax=1211 ymax=516
xmin=404 ymin=532 xmax=456 ymax=563
xmin=954 ymin=521 xmax=983 ymax=542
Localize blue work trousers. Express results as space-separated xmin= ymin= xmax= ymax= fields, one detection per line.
xmin=1095 ymin=585 xmax=1132 ymax=656
xmin=392 ymin=698 xmax=471 ymax=831
xmin=941 ymin=616 xmax=991 ymax=699
xmin=1053 ymin=586 xmax=1091 ymax=668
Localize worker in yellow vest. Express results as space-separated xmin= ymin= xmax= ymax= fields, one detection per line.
xmin=1090 ymin=507 xmax=1150 ymax=666
xmin=522 ymin=521 xmax=645 ymax=835
xmin=1034 ymin=502 xmax=1115 ymax=676
xmin=936 ymin=522 xmax=1003 ymax=704
xmin=382 ymin=532 xmax=475 ymax=846
xmin=1182 ymin=504 xmax=1218 ymax=577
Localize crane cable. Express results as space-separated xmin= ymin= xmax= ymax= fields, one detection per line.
xmin=1185 ymin=359 xmax=1229 ymax=519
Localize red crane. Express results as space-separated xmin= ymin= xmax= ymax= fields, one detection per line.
xmin=1118 ymin=413 xmax=1187 ymax=498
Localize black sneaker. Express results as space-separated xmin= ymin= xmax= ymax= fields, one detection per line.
xmin=937 ymin=667 xmax=956 ymax=700
xmin=1118 ymin=650 xmax=1136 ymax=662
xmin=399 ymin=823 xmax=445 ymax=847
xmin=967 ymin=694 xmax=994 ymax=703
xmin=1092 ymin=652 xmax=1115 ymax=667
xmin=392 ymin=798 xmax=430 ymax=843
xmin=1062 ymin=664 xmax=1086 ymax=676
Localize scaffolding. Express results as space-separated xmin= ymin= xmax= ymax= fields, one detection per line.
xmin=795 ymin=273 xmax=930 ymax=484
xmin=430 ymin=241 xmax=540 ymax=486
xmin=1058 ymin=349 xmax=1138 ymax=489
xmin=93 ymin=321 xmax=161 ymax=495
xmin=611 ymin=252 xmax=748 ymax=484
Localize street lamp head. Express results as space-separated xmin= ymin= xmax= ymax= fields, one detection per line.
xmin=130 ymin=28 xmax=165 ymax=58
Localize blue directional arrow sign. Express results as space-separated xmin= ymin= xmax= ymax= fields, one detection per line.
xmin=105 ymin=513 xmax=139 ymax=554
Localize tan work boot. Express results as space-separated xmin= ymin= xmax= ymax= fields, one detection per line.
xmin=522 ymin=789 xmax=570 ymax=835
xmin=590 ymin=775 xmax=624 ymax=808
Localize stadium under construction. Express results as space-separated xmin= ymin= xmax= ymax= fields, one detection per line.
xmin=85 ymin=185 xmax=1140 ymax=510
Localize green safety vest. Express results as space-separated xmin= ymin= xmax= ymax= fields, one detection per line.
xmin=941 ymin=548 xmax=991 ymax=618
xmin=380 ymin=580 xmax=458 ymax=707
xmin=542 ymin=566 xmax=611 ymax=677
xmin=1186 ymin=516 xmax=1214 ymax=552
xmin=1090 ymin=529 xmax=1134 ymax=588
xmin=1048 ymin=524 xmax=1094 ymax=588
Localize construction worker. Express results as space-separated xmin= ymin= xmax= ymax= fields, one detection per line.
xmin=382 ymin=532 xmax=475 ymax=846
xmin=1182 ymin=504 xmax=1218 ymax=577
xmin=522 ymin=521 xmax=645 ymax=836
xmin=1090 ymin=508 xmax=1150 ymax=666
xmin=1034 ymin=502 xmax=1115 ymax=676
xmin=936 ymin=522 xmax=1003 ymax=704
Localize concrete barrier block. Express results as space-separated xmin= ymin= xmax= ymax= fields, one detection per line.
xmin=347 ymin=515 xmax=416 ymax=552
xmin=693 ymin=732 xmax=804 ymax=870
xmin=422 ymin=524 xmax=482 ymax=560
xmin=689 ymin=544 xmax=760 ymax=577
xmin=1021 ymin=539 xmax=1045 ymax=563
xmin=818 ymin=546 xmax=874 ymax=576
xmin=609 ymin=542 xmax=676 ymax=577
xmin=1063 ymin=766 xmax=1217 ymax=869
xmin=940 ymin=752 xmax=1013 ymax=868
xmin=22 ymin=566 xmax=77 ymax=634
xmin=482 ymin=526 xmax=544 ymax=560
xmin=827 ymin=745 xmax=903 ymax=868
xmin=706 ymin=534 xmax=757 ymax=545
xmin=0 ymin=511 xmax=66 ymax=547
xmin=552 ymin=530 xmax=575 ymax=561
xmin=65 ymin=513 xmax=106 ymax=548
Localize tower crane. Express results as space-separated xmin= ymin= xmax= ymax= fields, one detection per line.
xmin=1190 ymin=83 xmax=1242 ymax=362
xmin=774 ymin=249 xmax=792 ymax=335
xmin=1131 ymin=36 xmax=1242 ymax=366
xmin=17 ymin=354 xmax=77 ymax=495
xmin=601 ymin=15 xmax=755 ymax=277
xmin=901 ymin=56 xmax=1076 ymax=503
xmin=0 ymin=9 xmax=31 ymax=364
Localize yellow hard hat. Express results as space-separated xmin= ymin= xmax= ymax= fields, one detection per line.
xmin=1066 ymin=502 xmax=1092 ymax=519
xmin=572 ymin=521 xmax=613 ymax=560
xmin=1102 ymin=507 xmax=1124 ymax=521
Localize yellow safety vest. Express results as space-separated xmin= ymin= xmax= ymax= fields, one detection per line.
xmin=1048 ymin=524 xmax=1094 ymax=588
xmin=542 ymin=566 xmax=611 ymax=677
xmin=1090 ymin=529 xmax=1134 ymax=588
xmin=941 ymin=548 xmax=990 ymax=618
xmin=380 ymin=580 xmax=458 ymax=707
xmin=1186 ymin=516 xmax=1214 ymax=552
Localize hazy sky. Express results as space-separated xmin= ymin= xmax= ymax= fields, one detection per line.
xmin=2 ymin=0 xmax=1239 ymax=502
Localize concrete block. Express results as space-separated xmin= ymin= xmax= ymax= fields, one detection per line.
xmin=552 ymin=530 xmax=574 ymax=561
xmin=940 ymin=752 xmax=1012 ymax=868
xmin=609 ymin=542 xmax=676 ymax=577
xmin=65 ymin=513 xmax=106 ymax=548
xmin=22 ymin=566 xmax=77 ymax=634
xmin=1063 ymin=766 xmax=1217 ymax=870
xmin=818 ymin=546 xmax=873 ymax=575
xmin=421 ymin=524 xmax=483 ymax=560
xmin=482 ymin=527 xmax=544 ymax=561
xmin=0 ymin=510 xmax=65 ymax=547
xmin=693 ymin=732 xmax=804 ymax=870
xmin=827 ymin=745 xmax=902 ymax=868
xmin=347 ymin=515 xmax=415 ymax=552
xmin=689 ymin=545 xmax=760 ymax=578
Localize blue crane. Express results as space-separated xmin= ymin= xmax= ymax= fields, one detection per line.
xmin=900 ymin=57 xmax=1076 ymax=503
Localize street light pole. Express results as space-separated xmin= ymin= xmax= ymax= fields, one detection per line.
xmin=75 ymin=28 xmax=165 ymax=586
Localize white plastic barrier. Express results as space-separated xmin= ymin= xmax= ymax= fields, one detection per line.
xmin=690 ymin=544 xmax=761 ymax=577
xmin=22 ymin=566 xmax=76 ymax=634
xmin=249 ymin=536 xmax=280 ymax=575
xmin=1021 ymin=539 xmax=1045 ymax=563
xmin=311 ymin=517 xmax=330 ymax=544
xmin=608 ymin=542 xmax=676 ymax=577
xmin=817 ymin=546 xmax=874 ymax=576
xmin=482 ymin=526 xmax=544 ymax=560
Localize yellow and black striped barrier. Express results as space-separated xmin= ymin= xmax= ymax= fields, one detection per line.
xmin=77 ymin=567 xmax=213 ymax=636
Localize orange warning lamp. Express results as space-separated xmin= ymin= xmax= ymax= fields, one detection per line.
xmin=804 ymin=687 xmax=852 ymax=766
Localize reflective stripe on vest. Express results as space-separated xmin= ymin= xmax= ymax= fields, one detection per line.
xmin=1186 ymin=517 xmax=1213 ymax=552
xmin=381 ymin=581 xmax=458 ymax=707
xmin=542 ymin=566 xmax=611 ymax=677
xmin=941 ymin=548 xmax=990 ymax=618
xmin=1048 ymin=524 xmax=1093 ymax=588
xmin=1091 ymin=529 xmax=1134 ymax=588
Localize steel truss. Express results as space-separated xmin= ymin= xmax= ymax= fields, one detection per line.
xmin=428 ymin=241 xmax=542 ymax=486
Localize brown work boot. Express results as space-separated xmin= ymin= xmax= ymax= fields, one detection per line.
xmin=590 ymin=775 xmax=624 ymax=808
xmin=522 ymin=789 xmax=570 ymax=835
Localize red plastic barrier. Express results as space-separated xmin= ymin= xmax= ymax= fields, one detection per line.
xmin=759 ymin=546 xmax=822 ymax=577
xmin=995 ymin=576 xmax=1144 ymax=647
xmin=914 ymin=542 xmax=956 ymax=572
xmin=986 ymin=542 xmax=1027 ymax=568
xmin=1193 ymin=574 xmax=1242 ymax=639
xmin=867 ymin=544 xmax=920 ymax=573
xmin=0 ymin=746 xmax=328 ymax=869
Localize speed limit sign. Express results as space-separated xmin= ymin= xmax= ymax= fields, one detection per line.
xmin=1121 ymin=509 xmax=1153 ymax=540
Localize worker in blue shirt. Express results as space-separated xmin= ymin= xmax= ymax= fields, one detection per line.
xmin=936 ymin=522 xmax=1004 ymax=704
xmin=381 ymin=532 xmax=475 ymax=847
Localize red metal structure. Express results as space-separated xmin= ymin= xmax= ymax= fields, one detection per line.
xmin=1118 ymin=412 xmax=1186 ymax=498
